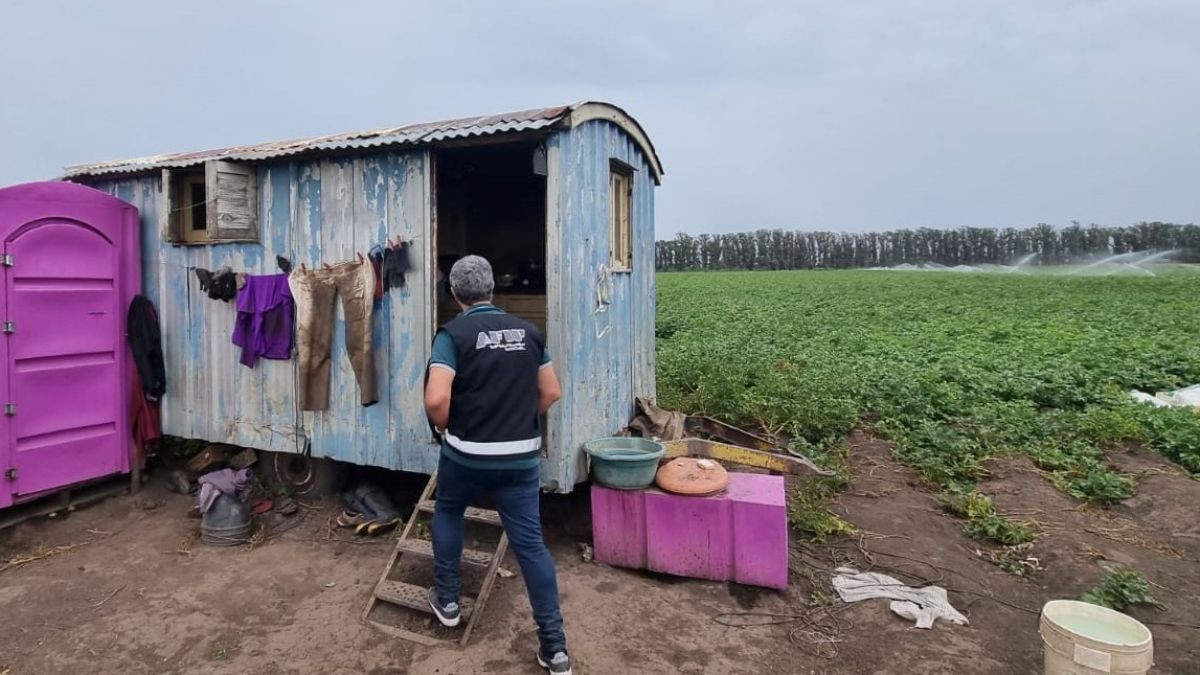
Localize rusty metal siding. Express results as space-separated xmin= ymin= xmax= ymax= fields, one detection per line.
xmin=90 ymin=151 xmax=440 ymax=474
xmin=544 ymin=119 xmax=657 ymax=491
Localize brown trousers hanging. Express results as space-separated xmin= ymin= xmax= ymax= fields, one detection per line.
xmin=288 ymin=259 xmax=378 ymax=411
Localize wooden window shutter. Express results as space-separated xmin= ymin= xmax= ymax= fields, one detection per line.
xmin=206 ymin=160 xmax=259 ymax=242
xmin=622 ymin=173 xmax=633 ymax=267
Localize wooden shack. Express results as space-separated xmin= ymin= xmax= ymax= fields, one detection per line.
xmin=65 ymin=102 xmax=663 ymax=491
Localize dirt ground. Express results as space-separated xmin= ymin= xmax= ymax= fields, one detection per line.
xmin=2 ymin=434 xmax=1198 ymax=674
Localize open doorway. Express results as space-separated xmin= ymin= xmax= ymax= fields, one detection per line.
xmin=434 ymin=142 xmax=548 ymax=333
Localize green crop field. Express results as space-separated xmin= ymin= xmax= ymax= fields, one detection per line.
xmin=656 ymin=269 xmax=1200 ymax=544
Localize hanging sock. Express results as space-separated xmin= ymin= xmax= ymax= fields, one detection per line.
xmin=368 ymin=244 xmax=386 ymax=301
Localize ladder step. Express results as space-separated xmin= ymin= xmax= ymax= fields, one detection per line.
xmin=374 ymin=579 xmax=474 ymax=619
xmin=398 ymin=538 xmax=494 ymax=567
xmin=417 ymin=500 xmax=503 ymax=527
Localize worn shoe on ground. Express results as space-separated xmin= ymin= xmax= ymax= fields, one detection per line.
xmin=537 ymin=650 xmax=572 ymax=675
xmin=427 ymin=587 xmax=461 ymax=627
xmin=336 ymin=510 xmax=367 ymax=528
xmin=366 ymin=516 xmax=401 ymax=536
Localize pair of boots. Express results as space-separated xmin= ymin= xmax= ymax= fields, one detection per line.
xmin=337 ymin=482 xmax=403 ymax=536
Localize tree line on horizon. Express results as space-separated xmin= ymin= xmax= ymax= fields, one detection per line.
xmin=654 ymin=221 xmax=1200 ymax=271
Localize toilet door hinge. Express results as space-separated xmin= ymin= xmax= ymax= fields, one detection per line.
xmin=4 ymin=403 xmax=14 ymax=416
xmin=1 ymin=254 xmax=12 ymax=267
xmin=4 ymin=468 xmax=15 ymax=481
xmin=2 ymin=321 xmax=12 ymax=334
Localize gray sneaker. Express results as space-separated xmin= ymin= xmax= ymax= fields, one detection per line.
xmin=537 ymin=650 xmax=572 ymax=675
xmin=427 ymin=587 xmax=461 ymax=627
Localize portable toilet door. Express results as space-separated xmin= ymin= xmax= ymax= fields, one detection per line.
xmin=0 ymin=182 xmax=141 ymax=509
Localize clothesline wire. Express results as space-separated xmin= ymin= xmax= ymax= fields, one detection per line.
xmin=167 ymin=196 xmax=217 ymax=215
xmin=158 ymin=224 xmax=415 ymax=463
xmin=152 ymin=237 xmax=416 ymax=274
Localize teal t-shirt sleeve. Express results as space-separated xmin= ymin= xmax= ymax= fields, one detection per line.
xmin=541 ymin=346 xmax=551 ymax=366
xmin=430 ymin=330 xmax=457 ymax=371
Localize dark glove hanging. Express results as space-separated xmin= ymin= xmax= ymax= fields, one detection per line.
xmin=194 ymin=267 xmax=244 ymax=302
xmin=211 ymin=269 xmax=237 ymax=301
xmin=276 ymin=255 xmax=293 ymax=275
xmin=383 ymin=241 xmax=412 ymax=289
xmin=195 ymin=268 xmax=214 ymax=293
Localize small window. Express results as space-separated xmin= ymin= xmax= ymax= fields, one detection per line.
xmin=177 ymin=171 xmax=209 ymax=244
xmin=609 ymin=160 xmax=633 ymax=269
xmin=162 ymin=160 xmax=259 ymax=245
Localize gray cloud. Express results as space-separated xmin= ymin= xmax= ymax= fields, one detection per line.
xmin=1 ymin=0 xmax=1196 ymax=234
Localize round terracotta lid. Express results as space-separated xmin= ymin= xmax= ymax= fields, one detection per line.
xmin=656 ymin=458 xmax=730 ymax=496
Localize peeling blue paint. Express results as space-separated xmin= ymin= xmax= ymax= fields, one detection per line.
xmin=300 ymin=167 xmax=322 ymax=265
xmin=545 ymin=120 xmax=657 ymax=488
xmin=85 ymin=124 xmax=657 ymax=491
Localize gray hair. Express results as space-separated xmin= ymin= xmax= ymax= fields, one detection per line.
xmin=449 ymin=255 xmax=494 ymax=304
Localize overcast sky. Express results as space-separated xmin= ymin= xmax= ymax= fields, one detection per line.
xmin=1 ymin=1 xmax=1196 ymax=235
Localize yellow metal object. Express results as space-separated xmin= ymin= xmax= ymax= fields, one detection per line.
xmin=661 ymin=438 xmax=831 ymax=477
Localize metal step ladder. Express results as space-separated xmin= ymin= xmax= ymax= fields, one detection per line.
xmin=362 ymin=473 xmax=509 ymax=647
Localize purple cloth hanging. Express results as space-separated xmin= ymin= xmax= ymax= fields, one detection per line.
xmin=197 ymin=468 xmax=253 ymax=514
xmin=232 ymin=273 xmax=294 ymax=368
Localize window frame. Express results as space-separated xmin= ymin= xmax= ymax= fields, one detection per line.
xmin=178 ymin=172 xmax=209 ymax=244
xmin=161 ymin=160 xmax=260 ymax=246
xmin=609 ymin=159 xmax=634 ymax=271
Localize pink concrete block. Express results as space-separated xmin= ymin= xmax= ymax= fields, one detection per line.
xmin=591 ymin=473 xmax=788 ymax=590
xmin=590 ymin=483 xmax=648 ymax=568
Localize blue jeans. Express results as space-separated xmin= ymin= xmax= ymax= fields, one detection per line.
xmin=432 ymin=453 xmax=567 ymax=654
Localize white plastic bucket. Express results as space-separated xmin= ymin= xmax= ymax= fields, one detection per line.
xmin=1040 ymin=600 xmax=1153 ymax=674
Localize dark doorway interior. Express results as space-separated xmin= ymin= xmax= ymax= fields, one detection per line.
xmin=434 ymin=142 xmax=547 ymax=333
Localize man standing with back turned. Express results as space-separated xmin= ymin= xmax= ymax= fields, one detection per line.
xmin=424 ymin=255 xmax=572 ymax=675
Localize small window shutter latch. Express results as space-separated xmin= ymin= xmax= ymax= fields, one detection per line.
xmin=1 ymin=253 xmax=12 ymax=267
xmin=4 ymin=403 xmax=15 ymax=416
xmin=4 ymin=468 xmax=15 ymax=481
xmin=2 ymin=321 xmax=13 ymax=334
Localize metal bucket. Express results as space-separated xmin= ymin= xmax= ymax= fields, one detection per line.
xmin=200 ymin=493 xmax=252 ymax=546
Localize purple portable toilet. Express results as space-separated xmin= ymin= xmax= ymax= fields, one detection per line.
xmin=0 ymin=182 xmax=141 ymax=510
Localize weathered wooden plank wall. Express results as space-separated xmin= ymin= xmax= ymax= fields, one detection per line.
xmin=545 ymin=120 xmax=656 ymax=490
xmin=92 ymin=151 xmax=439 ymax=473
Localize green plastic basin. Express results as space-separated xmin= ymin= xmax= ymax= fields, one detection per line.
xmin=584 ymin=437 xmax=665 ymax=490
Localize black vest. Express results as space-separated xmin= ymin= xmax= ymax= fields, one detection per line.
xmin=441 ymin=309 xmax=545 ymax=461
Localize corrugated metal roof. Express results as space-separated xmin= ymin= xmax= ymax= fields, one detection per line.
xmin=64 ymin=105 xmax=572 ymax=178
